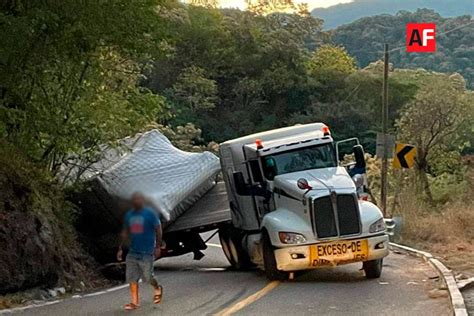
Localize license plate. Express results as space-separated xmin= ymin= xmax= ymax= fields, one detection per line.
xmin=309 ymin=239 xmax=369 ymax=267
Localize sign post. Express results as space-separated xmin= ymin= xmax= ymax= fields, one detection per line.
xmin=376 ymin=133 xmax=394 ymax=159
xmin=381 ymin=44 xmax=389 ymax=217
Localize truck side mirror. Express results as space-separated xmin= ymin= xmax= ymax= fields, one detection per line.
xmin=352 ymin=174 xmax=364 ymax=188
xmin=263 ymin=157 xmax=277 ymax=180
xmin=233 ymin=171 xmax=249 ymax=195
xmin=336 ymin=137 xmax=361 ymax=164
xmin=353 ymin=145 xmax=366 ymax=169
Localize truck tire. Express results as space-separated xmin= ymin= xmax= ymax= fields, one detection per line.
xmin=262 ymin=232 xmax=288 ymax=281
xmin=219 ymin=232 xmax=236 ymax=267
xmin=219 ymin=226 xmax=253 ymax=270
xmin=363 ymin=259 xmax=383 ymax=278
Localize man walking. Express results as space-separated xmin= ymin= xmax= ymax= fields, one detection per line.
xmin=117 ymin=192 xmax=163 ymax=310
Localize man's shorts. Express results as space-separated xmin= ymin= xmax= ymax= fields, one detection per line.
xmin=126 ymin=253 xmax=155 ymax=283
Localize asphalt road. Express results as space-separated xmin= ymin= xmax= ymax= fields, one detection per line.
xmin=8 ymin=232 xmax=449 ymax=316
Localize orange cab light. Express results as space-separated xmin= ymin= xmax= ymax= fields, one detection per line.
xmin=255 ymin=138 xmax=263 ymax=149
xmin=322 ymin=126 xmax=330 ymax=136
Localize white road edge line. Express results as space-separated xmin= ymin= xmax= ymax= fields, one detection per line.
xmin=0 ymin=284 xmax=129 ymax=314
xmin=0 ymin=300 xmax=62 ymax=314
xmin=389 ymin=242 xmax=468 ymax=316
xmin=1 ymin=245 xmax=222 ymax=314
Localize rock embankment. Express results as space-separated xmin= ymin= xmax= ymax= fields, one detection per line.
xmin=0 ymin=145 xmax=98 ymax=295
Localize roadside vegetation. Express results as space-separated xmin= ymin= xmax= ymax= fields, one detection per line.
xmin=0 ymin=0 xmax=472 ymax=300
xmin=397 ymin=185 xmax=474 ymax=276
xmin=365 ymin=154 xmax=474 ymax=276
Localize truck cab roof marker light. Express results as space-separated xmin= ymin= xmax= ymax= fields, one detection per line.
xmin=256 ymin=139 xmax=263 ymax=149
xmin=322 ymin=126 xmax=330 ymax=136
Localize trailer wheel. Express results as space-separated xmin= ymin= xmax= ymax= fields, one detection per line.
xmin=262 ymin=232 xmax=288 ymax=281
xmin=363 ymin=259 xmax=383 ymax=279
xmin=219 ymin=226 xmax=253 ymax=270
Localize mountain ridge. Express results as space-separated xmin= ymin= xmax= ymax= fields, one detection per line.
xmin=331 ymin=9 xmax=474 ymax=87
xmin=312 ymin=0 xmax=474 ymax=29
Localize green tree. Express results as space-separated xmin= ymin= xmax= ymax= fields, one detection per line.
xmin=0 ymin=0 xmax=171 ymax=178
xmin=172 ymin=66 xmax=218 ymax=112
xmin=144 ymin=7 xmax=327 ymax=141
xmin=396 ymin=74 xmax=473 ymax=202
xmin=307 ymin=44 xmax=356 ymax=75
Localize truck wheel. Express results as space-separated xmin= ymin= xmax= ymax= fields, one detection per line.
xmin=262 ymin=232 xmax=288 ymax=281
xmin=219 ymin=232 xmax=236 ymax=267
xmin=219 ymin=226 xmax=253 ymax=270
xmin=363 ymin=259 xmax=383 ymax=279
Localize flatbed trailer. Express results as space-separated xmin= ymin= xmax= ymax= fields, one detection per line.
xmin=161 ymin=182 xmax=232 ymax=259
xmin=165 ymin=182 xmax=231 ymax=233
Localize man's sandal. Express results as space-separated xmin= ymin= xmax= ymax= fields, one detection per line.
xmin=124 ymin=303 xmax=139 ymax=310
xmin=153 ymin=285 xmax=163 ymax=304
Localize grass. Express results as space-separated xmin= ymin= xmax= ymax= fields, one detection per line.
xmin=393 ymin=166 xmax=474 ymax=277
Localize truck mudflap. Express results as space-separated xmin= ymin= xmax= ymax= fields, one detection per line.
xmin=274 ymin=234 xmax=389 ymax=272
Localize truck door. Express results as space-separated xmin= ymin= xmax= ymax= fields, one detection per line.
xmin=242 ymin=145 xmax=274 ymax=223
xmin=336 ymin=138 xmax=368 ymax=197
xmin=246 ymin=159 xmax=273 ymax=220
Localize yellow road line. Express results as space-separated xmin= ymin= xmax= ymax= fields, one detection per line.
xmin=215 ymin=281 xmax=280 ymax=316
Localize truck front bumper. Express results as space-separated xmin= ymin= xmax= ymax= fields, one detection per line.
xmin=274 ymin=234 xmax=389 ymax=272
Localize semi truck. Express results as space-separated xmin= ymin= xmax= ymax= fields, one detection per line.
xmin=75 ymin=123 xmax=389 ymax=280
xmin=165 ymin=123 xmax=389 ymax=280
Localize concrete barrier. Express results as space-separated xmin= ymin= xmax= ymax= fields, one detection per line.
xmin=389 ymin=242 xmax=468 ymax=316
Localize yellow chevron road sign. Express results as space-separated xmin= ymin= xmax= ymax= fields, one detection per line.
xmin=393 ymin=143 xmax=416 ymax=169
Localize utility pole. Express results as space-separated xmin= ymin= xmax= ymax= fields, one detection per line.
xmin=381 ymin=44 xmax=389 ymax=217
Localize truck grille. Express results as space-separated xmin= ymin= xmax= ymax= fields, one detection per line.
xmin=311 ymin=194 xmax=360 ymax=238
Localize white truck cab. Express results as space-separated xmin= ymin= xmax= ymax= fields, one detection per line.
xmin=218 ymin=123 xmax=389 ymax=280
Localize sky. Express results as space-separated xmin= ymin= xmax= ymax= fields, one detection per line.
xmin=218 ymin=0 xmax=353 ymax=11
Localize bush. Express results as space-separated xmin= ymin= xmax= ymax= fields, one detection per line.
xmin=393 ymin=157 xmax=474 ymax=247
xmin=429 ymin=172 xmax=469 ymax=204
xmin=395 ymin=188 xmax=474 ymax=245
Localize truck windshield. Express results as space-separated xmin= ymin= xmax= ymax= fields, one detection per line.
xmin=262 ymin=143 xmax=337 ymax=180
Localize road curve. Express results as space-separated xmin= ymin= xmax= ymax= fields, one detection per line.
xmin=8 ymin=233 xmax=449 ymax=315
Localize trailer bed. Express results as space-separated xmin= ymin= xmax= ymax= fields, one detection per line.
xmin=164 ymin=182 xmax=231 ymax=233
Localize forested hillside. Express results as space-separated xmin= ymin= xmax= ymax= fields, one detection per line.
xmin=311 ymin=0 xmax=474 ymax=29
xmin=332 ymin=9 xmax=474 ymax=87
xmin=0 ymin=0 xmax=473 ymax=297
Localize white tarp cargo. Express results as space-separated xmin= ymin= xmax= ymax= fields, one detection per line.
xmin=82 ymin=129 xmax=221 ymax=224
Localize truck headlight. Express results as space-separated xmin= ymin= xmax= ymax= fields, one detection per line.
xmin=369 ymin=218 xmax=386 ymax=233
xmin=279 ymin=232 xmax=307 ymax=244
